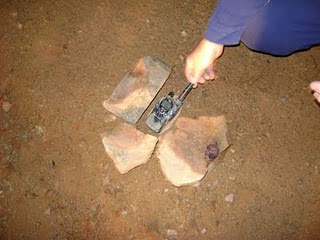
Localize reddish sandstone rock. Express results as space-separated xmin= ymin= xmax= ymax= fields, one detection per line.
xmin=104 ymin=56 xmax=171 ymax=124
xmin=102 ymin=122 xmax=158 ymax=174
xmin=157 ymin=116 xmax=229 ymax=186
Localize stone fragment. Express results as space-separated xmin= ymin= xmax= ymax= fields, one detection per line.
xmin=104 ymin=56 xmax=171 ymax=124
xmin=102 ymin=122 xmax=158 ymax=174
xmin=157 ymin=116 xmax=229 ymax=187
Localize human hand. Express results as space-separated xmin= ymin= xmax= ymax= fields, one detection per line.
xmin=310 ymin=81 xmax=320 ymax=103
xmin=185 ymin=38 xmax=224 ymax=88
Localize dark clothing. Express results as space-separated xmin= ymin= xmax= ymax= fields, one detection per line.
xmin=205 ymin=0 xmax=320 ymax=55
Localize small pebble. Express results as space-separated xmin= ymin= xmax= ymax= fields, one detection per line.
xmin=45 ymin=208 xmax=51 ymax=215
xmin=181 ymin=30 xmax=187 ymax=37
xmin=167 ymin=229 xmax=178 ymax=237
xmin=35 ymin=125 xmax=44 ymax=135
xmin=105 ymin=114 xmax=117 ymax=123
xmin=2 ymin=101 xmax=12 ymax=112
xmin=17 ymin=23 xmax=23 ymax=29
xmin=230 ymin=149 xmax=235 ymax=154
xmin=10 ymin=12 xmax=18 ymax=17
xmin=229 ymin=176 xmax=236 ymax=181
xmin=225 ymin=193 xmax=234 ymax=203
xmin=201 ymin=228 xmax=207 ymax=234
xmin=164 ymin=188 xmax=169 ymax=193
xmin=121 ymin=211 xmax=128 ymax=217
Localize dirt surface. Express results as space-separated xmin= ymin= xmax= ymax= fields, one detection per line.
xmin=1 ymin=0 xmax=320 ymax=239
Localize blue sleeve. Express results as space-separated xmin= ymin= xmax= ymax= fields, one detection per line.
xmin=204 ymin=0 xmax=269 ymax=45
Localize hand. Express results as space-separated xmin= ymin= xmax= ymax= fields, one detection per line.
xmin=310 ymin=81 xmax=320 ymax=103
xmin=185 ymin=38 xmax=224 ymax=88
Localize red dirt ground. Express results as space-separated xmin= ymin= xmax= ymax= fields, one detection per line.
xmin=1 ymin=0 xmax=319 ymax=239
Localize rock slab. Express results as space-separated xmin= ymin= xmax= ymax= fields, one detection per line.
xmin=157 ymin=116 xmax=229 ymax=187
xmin=102 ymin=122 xmax=158 ymax=174
xmin=103 ymin=56 xmax=171 ymax=124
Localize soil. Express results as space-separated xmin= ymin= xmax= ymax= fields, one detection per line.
xmin=1 ymin=0 xmax=320 ymax=239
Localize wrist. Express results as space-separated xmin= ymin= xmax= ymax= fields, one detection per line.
xmin=193 ymin=38 xmax=224 ymax=63
xmin=201 ymin=38 xmax=224 ymax=50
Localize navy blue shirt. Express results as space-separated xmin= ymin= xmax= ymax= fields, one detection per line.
xmin=205 ymin=0 xmax=320 ymax=55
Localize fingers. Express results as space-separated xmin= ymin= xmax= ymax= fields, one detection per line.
xmin=203 ymin=67 xmax=216 ymax=81
xmin=185 ymin=70 xmax=212 ymax=89
xmin=184 ymin=59 xmax=215 ymax=86
xmin=185 ymin=69 xmax=215 ymax=89
xmin=184 ymin=38 xmax=224 ymax=87
xmin=313 ymin=92 xmax=320 ymax=103
xmin=310 ymin=81 xmax=320 ymax=92
xmin=310 ymin=81 xmax=320 ymax=103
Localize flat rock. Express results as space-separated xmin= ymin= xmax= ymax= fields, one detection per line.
xmin=102 ymin=122 xmax=158 ymax=174
xmin=157 ymin=116 xmax=229 ymax=187
xmin=103 ymin=56 xmax=171 ymax=124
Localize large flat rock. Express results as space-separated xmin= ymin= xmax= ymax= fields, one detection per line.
xmin=157 ymin=116 xmax=229 ymax=187
xmin=104 ymin=56 xmax=171 ymax=124
xmin=102 ymin=122 xmax=158 ymax=174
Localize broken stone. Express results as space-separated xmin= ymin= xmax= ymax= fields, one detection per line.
xmin=102 ymin=122 xmax=158 ymax=174
xmin=103 ymin=56 xmax=171 ymax=124
xmin=157 ymin=116 xmax=229 ymax=187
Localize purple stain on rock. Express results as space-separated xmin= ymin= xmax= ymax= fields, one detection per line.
xmin=205 ymin=142 xmax=219 ymax=161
